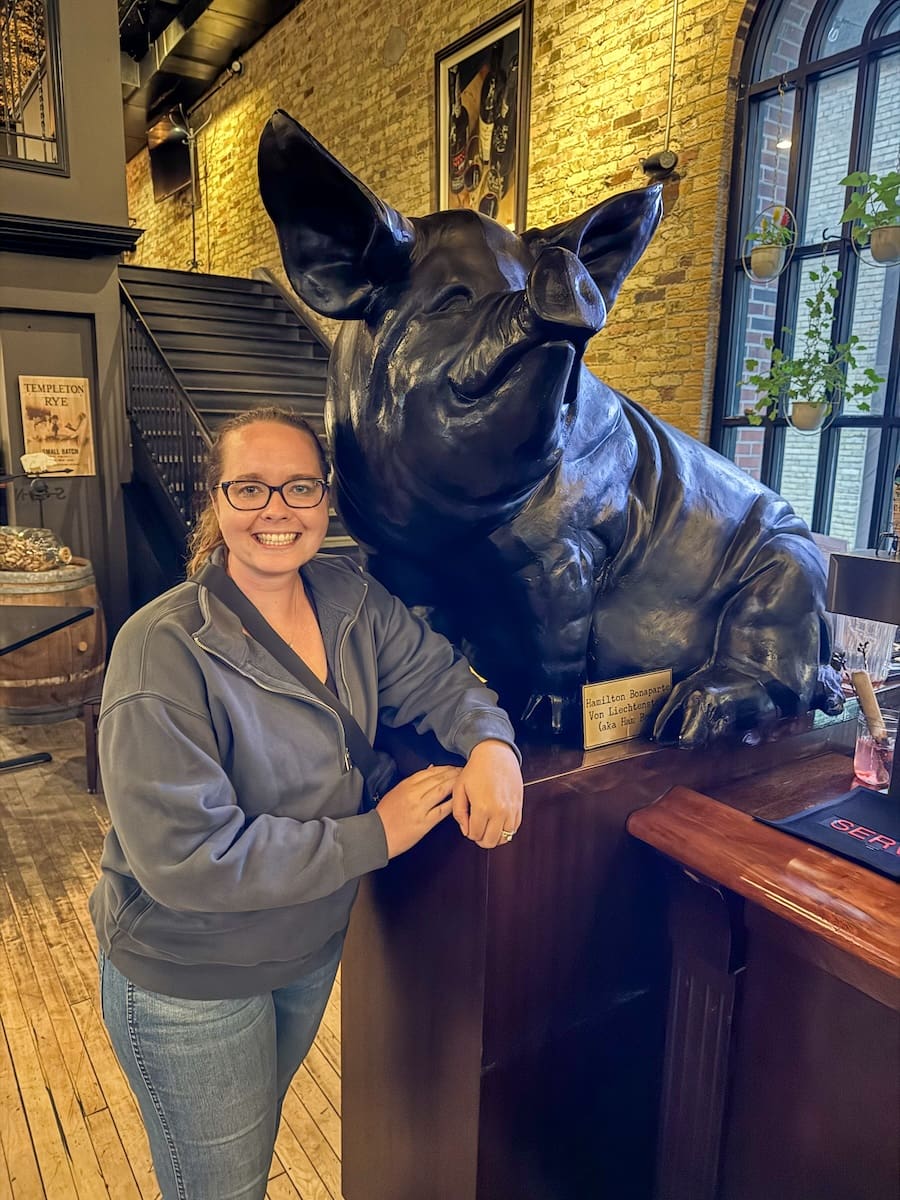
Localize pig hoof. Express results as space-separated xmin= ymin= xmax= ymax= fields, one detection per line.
xmin=521 ymin=692 xmax=577 ymax=736
xmin=652 ymin=667 xmax=779 ymax=748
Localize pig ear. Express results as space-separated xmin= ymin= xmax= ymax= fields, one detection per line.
xmin=522 ymin=186 xmax=662 ymax=310
xmin=258 ymin=111 xmax=415 ymax=318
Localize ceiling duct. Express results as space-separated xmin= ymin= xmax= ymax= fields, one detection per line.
xmin=119 ymin=0 xmax=191 ymax=62
xmin=121 ymin=0 xmax=299 ymax=161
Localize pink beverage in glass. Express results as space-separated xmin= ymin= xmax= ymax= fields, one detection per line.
xmin=853 ymin=710 xmax=898 ymax=789
xmin=853 ymin=735 xmax=893 ymax=788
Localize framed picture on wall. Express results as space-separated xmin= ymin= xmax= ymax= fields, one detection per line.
xmin=435 ymin=2 xmax=532 ymax=232
xmin=18 ymin=376 xmax=96 ymax=476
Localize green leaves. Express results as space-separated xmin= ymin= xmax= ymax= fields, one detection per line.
xmin=748 ymin=210 xmax=795 ymax=247
xmin=740 ymin=260 xmax=886 ymax=424
xmin=840 ymin=170 xmax=900 ymax=245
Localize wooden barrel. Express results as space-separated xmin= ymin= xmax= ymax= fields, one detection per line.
xmin=0 ymin=557 xmax=106 ymax=722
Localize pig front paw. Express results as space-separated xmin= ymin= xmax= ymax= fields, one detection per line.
xmin=652 ymin=666 xmax=779 ymax=748
xmin=520 ymin=691 xmax=581 ymax=737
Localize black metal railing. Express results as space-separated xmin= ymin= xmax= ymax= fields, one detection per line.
xmin=121 ymin=291 xmax=212 ymax=531
xmin=121 ymin=272 xmax=356 ymax=555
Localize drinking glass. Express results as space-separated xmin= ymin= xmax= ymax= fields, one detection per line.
xmin=853 ymin=708 xmax=898 ymax=790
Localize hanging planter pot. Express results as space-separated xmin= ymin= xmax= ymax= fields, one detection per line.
xmin=740 ymin=260 xmax=886 ymax=434
xmin=741 ymin=203 xmax=796 ymax=284
xmin=870 ymin=224 xmax=900 ymax=265
xmin=841 ymin=170 xmax=900 ymax=268
xmin=788 ymin=399 xmax=832 ymax=432
xmin=750 ymin=244 xmax=786 ymax=280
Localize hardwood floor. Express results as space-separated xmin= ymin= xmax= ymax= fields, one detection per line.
xmin=0 ymin=718 xmax=344 ymax=1199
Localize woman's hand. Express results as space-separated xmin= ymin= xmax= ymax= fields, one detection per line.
xmin=452 ymin=740 xmax=523 ymax=849
xmin=376 ymin=765 xmax=461 ymax=859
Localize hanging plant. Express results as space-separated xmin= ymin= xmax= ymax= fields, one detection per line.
xmin=840 ymin=170 xmax=900 ymax=264
xmin=743 ymin=205 xmax=796 ymax=281
xmin=741 ymin=260 xmax=885 ymax=430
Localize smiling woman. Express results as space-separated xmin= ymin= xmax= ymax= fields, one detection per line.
xmin=188 ymin=406 xmax=330 ymax=577
xmin=201 ymin=415 xmax=333 ymax=662
xmin=88 ymin=404 xmax=524 ymax=1199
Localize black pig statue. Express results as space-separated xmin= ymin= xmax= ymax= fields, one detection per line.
xmin=258 ymin=111 xmax=842 ymax=745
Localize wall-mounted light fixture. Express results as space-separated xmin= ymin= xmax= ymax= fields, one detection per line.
xmin=775 ymin=78 xmax=792 ymax=151
xmin=641 ymin=148 xmax=679 ymax=178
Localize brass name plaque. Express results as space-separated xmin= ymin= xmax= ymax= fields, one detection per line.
xmin=582 ymin=669 xmax=673 ymax=750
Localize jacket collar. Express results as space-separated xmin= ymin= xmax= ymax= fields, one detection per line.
xmin=192 ymin=548 xmax=367 ymax=688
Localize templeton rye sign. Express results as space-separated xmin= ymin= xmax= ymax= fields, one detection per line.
xmin=18 ymin=376 xmax=96 ymax=477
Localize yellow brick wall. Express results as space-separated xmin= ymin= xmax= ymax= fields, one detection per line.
xmin=125 ymin=0 xmax=752 ymax=440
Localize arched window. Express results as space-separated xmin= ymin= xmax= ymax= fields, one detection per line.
xmin=712 ymin=0 xmax=900 ymax=549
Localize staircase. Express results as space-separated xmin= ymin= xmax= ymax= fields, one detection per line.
xmin=119 ymin=264 xmax=353 ymax=604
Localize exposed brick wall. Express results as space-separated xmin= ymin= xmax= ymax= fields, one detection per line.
xmin=125 ymin=0 xmax=754 ymax=440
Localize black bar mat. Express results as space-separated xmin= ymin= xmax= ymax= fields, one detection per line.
xmin=757 ymin=787 xmax=900 ymax=880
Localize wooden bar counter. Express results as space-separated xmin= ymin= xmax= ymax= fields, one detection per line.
xmin=628 ymin=755 xmax=900 ymax=1200
xmin=340 ymin=706 xmax=870 ymax=1200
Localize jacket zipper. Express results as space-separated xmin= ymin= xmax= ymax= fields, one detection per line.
xmin=336 ymin=577 xmax=367 ymax=720
xmin=196 ymin=571 xmax=369 ymax=779
xmin=196 ymin=639 xmax=353 ymax=776
xmin=335 ymin=582 xmax=367 ymax=777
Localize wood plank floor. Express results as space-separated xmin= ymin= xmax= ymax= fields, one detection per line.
xmin=0 ymin=718 xmax=345 ymax=1199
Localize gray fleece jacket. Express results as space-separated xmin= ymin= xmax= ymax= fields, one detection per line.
xmin=89 ymin=552 xmax=518 ymax=999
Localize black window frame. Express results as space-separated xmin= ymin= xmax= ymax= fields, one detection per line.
xmin=0 ymin=0 xmax=69 ymax=176
xmin=711 ymin=0 xmax=900 ymax=548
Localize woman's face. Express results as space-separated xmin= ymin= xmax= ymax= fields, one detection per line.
xmin=212 ymin=421 xmax=330 ymax=587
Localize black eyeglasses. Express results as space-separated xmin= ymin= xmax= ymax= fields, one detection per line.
xmin=217 ymin=478 xmax=328 ymax=511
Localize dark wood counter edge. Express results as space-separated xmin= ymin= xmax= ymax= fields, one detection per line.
xmin=384 ymin=701 xmax=860 ymax=792
xmin=627 ymin=784 xmax=900 ymax=994
xmin=518 ymin=684 xmax=899 ymax=788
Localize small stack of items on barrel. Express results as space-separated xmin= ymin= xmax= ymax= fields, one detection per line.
xmin=0 ymin=526 xmax=71 ymax=571
xmin=0 ymin=452 xmax=105 ymax=726
xmin=0 ymin=455 xmax=72 ymax=572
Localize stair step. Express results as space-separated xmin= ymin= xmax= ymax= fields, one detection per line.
xmin=122 ymin=279 xmax=277 ymax=309
xmin=120 ymin=264 xmax=262 ymax=292
xmin=138 ymin=313 xmax=306 ymax=340
xmin=165 ymin=350 xmax=325 ymax=376
xmin=122 ymin=265 xmax=343 ymax=555
xmin=203 ymin=408 xmax=326 ymax=436
xmin=133 ymin=296 xmax=294 ymax=323
xmin=156 ymin=331 xmax=326 ymax=359
xmin=176 ymin=365 xmax=327 ymax=393
xmin=190 ymin=396 xmax=328 ymax=415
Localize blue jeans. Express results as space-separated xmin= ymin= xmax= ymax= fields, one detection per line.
xmin=98 ymin=944 xmax=341 ymax=1199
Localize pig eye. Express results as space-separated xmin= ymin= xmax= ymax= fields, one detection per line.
xmin=428 ymin=286 xmax=473 ymax=314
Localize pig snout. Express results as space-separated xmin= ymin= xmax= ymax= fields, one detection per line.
xmin=447 ymin=248 xmax=606 ymax=400
xmin=525 ymin=246 xmax=607 ymax=336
